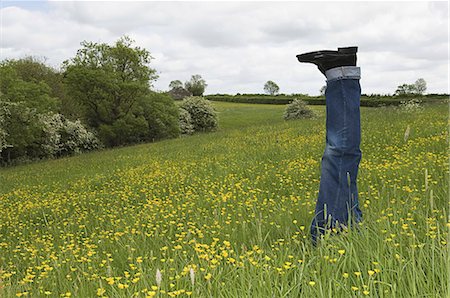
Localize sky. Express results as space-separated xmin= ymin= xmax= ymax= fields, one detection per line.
xmin=1 ymin=1 xmax=449 ymax=95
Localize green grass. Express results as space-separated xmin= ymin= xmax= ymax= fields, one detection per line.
xmin=0 ymin=102 xmax=448 ymax=297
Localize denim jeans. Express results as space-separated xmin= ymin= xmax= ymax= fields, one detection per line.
xmin=310 ymin=66 xmax=363 ymax=244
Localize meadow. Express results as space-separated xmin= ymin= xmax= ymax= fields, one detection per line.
xmin=0 ymin=101 xmax=448 ymax=297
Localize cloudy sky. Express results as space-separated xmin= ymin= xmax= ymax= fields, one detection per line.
xmin=1 ymin=1 xmax=448 ymax=95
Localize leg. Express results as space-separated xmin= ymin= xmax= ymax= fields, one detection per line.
xmin=311 ymin=66 xmax=363 ymax=244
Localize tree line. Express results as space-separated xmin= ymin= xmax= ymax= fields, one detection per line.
xmin=0 ymin=36 xmax=216 ymax=165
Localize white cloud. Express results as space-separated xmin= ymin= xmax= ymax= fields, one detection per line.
xmin=1 ymin=1 xmax=448 ymax=95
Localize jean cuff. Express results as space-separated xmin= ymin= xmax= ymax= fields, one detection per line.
xmin=325 ymin=66 xmax=361 ymax=81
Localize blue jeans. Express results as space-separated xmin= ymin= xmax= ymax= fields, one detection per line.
xmin=310 ymin=66 xmax=363 ymax=244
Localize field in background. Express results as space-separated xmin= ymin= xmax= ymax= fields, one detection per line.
xmin=0 ymin=102 xmax=448 ymax=297
xmin=205 ymin=94 xmax=449 ymax=107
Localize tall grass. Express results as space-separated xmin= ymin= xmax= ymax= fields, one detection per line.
xmin=0 ymin=102 xmax=447 ymax=297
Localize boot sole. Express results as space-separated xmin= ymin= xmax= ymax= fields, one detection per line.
xmin=296 ymin=46 xmax=357 ymax=62
xmin=337 ymin=46 xmax=358 ymax=54
xmin=296 ymin=50 xmax=337 ymax=62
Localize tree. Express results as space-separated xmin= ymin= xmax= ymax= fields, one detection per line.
xmin=3 ymin=56 xmax=66 ymax=102
xmin=395 ymin=78 xmax=427 ymax=96
xmin=395 ymin=83 xmax=416 ymax=96
xmin=62 ymin=36 xmax=185 ymax=147
xmin=0 ymin=58 xmax=60 ymax=113
xmin=414 ymin=78 xmax=427 ymax=95
xmin=264 ymin=80 xmax=279 ymax=95
xmin=169 ymin=80 xmax=183 ymax=90
xmin=168 ymin=79 xmax=191 ymax=100
xmin=0 ymin=57 xmax=99 ymax=163
xmin=138 ymin=92 xmax=180 ymax=141
xmin=185 ymin=74 xmax=207 ymax=96
xmin=63 ymin=36 xmax=158 ymax=128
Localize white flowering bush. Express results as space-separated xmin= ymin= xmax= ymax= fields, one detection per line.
xmin=179 ymin=96 xmax=218 ymax=132
xmin=283 ymin=99 xmax=315 ymax=120
xmin=398 ymin=98 xmax=424 ymax=113
xmin=40 ymin=113 xmax=101 ymax=157
xmin=178 ymin=107 xmax=195 ymax=135
xmin=0 ymin=101 xmax=10 ymax=154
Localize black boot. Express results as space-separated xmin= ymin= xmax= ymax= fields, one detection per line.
xmin=296 ymin=46 xmax=357 ymax=75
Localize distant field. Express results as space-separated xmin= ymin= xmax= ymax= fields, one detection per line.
xmin=205 ymin=94 xmax=449 ymax=106
xmin=0 ymin=102 xmax=448 ymax=297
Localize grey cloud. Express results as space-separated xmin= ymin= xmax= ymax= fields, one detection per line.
xmin=1 ymin=1 xmax=448 ymax=95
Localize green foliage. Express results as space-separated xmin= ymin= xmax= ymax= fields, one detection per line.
xmin=63 ymin=36 xmax=158 ymax=128
xmin=97 ymin=114 xmax=149 ymax=147
xmin=0 ymin=61 xmax=60 ymax=114
xmin=63 ymin=36 xmax=182 ymax=147
xmin=206 ymin=94 xmax=312 ymax=105
xmin=263 ymin=80 xmax=280 ymax=95
xmin=40 ymin=113 xmax=101 ymax=157
xmin=3 ymin=56 xmax=67 ymax=101
xmin=414 ymin=78 xmax=427 ymax=95
xmin=0 ymin=103 xmax=447 ymax=297
xmin=139 ymin=92 xmax=180 ymax=140
xmin=395 ymin=83 xmax=417 ymax=96
xmin=179 ymin=96 xmax=218 ymax=132
xmin=185 ymin=74 xmax=207 ymax=96
xmin=0 ymin=100 xmax=47 ymax=163
xmin=206 ymin=94 xmax=446 ymax=107
xmin=283 ymin=99 xmax=316 ymax=120
xmin=0 ymin=99 xmax=100 ymax=164
xmin=169 ymin=80 xmax=183 ymax=89
xmin=0 ymin=104 xmax=8 ymax=153
xmin=0 ymin=57 xmax=103 ymax=164
xmin=96 ymin=93 xmax=181 ymax=147
xmin=395 ymin=78 xmax=427 ymax=96
xmin=178 ymin=107 xmax=195 ymax=135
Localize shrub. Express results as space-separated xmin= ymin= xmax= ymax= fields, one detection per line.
xmin=178 ymin=107 xmax=195 ymax=135
xmin=179 ymin=96 xmax=218 ymax=132
xmin=40 ymin=113 xmax=101 ymax=157
xmin=398 ymin=98 xmax=424 ymax=113
xmin=139 ymin=93 xmax=180 ymax=141
xmin=97 ymin=114 xmax=149 ymax=147
xmin=0 ymin=101 xmax=10 ymax=153
xmin=0 ymin=98 xmax=100 ymax=164
xmin=0 ymin=101 xmax=45 ymax=163
xmin=90 ymin=92 xmax=180 ymax=147
xmin=283 ymin=99 xmax=315 ymax=120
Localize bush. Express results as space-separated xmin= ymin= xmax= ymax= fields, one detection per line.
xmin=179 ymin=96 xmax=218 ymax=132
xmin=97 ymin=114 xmax=149 ymax=147
xmin=139 ymin=93 xmax=180 ymax=141
xmin=178 ymin=107 xmax=195 ymax=135
xmin=0 ymin=101 xmax=10 ymax=153
xmin=40 ymin=113 xmax=101 ymax=157
xmin=0 ymin=101 xmax=45 ymax=163
xmin=283 ymin=99 xmax=316 ymax=120
xmin=0 ymin=98 xmax=100 ymax=164
xmin=96 ymin=93 xmax=180 ymax=147
xmin=397 ymin=98 xmax=424 ymax=113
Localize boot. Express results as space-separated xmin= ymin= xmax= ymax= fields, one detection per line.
xmin=296 ymin=46 xmax=357 ymax=75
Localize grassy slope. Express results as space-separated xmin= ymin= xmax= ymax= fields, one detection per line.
xmin=0 ymin=102 xmax=448 ymax=297
xmin=0 ymin=102 xmax=289 ymax=193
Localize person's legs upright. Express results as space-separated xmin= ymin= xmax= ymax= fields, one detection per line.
xmin=310 ymin=66 xmax=363 ymax=244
